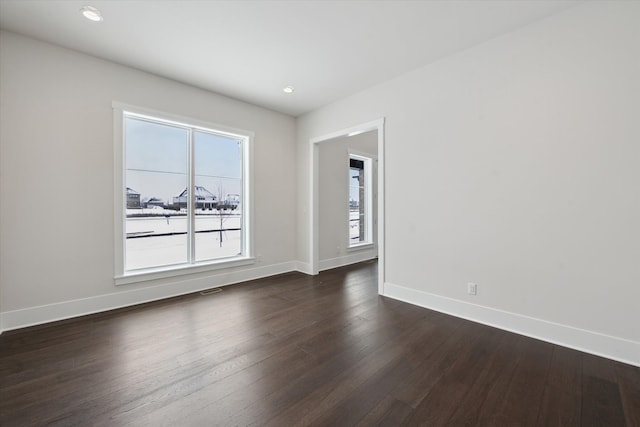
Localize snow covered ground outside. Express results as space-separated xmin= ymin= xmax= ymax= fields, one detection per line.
xmin=126 ymin=215 xmax=241 ymax=235
xmin=125 ymin=214 xmax=242 ymax=271
xmin=350 ymin=210 xmax=361 ymax=242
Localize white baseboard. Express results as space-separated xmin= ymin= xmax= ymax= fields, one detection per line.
xmin=0 ymin=261 xmax=297 ymax=333
xmin=318 ymin=250 xmax=377 ymax=272
xmin=294 ymin=261 xmax=314 ymax=275
xmin=383 ymin=282 xmax=640 ymax=367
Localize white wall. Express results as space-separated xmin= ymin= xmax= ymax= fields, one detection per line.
xmin=297 ymin=2 xmax=640 ymax=365
xmin=0 ymin=31 xmax=297 ymax=331
xmin=318 ymin=131 xmax=377 ymax=269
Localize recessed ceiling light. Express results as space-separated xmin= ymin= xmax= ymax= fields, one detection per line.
xmin=283 ymin=86 xmax=295 ymax=94
xmin=80 ymin=6 xmax=103 ymax=22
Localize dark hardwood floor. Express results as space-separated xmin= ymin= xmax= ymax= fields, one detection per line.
xmin=1 ymin=261 xmax=638 ymax=426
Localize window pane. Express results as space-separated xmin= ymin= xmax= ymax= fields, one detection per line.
xmin=349 ymin=166 xmax=362 ymax=244
xmin=125 ymin=117 xmax=188 ymax=270
xmin=193 ymin=131 xmax=243 ymax=262
xmin=349 ymin=157 xmax=369 ymax=246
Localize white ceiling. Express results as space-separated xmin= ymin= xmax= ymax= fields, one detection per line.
xmin=0 ymin=0 xmax=581 ymax=116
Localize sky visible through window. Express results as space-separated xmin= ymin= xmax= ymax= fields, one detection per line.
xmin=125 ymin=117 xmax=242 ymax=204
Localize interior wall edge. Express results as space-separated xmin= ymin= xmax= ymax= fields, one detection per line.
xmin=383 ymin=282 xmax=640 ymax=368
xmin=294 ymin=261 xmax=314 ymax=276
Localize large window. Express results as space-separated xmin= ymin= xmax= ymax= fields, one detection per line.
xmin=115 ymin=106 xmax=252 ymax=282
xmin=349 ymin=153 xmax=373 ymax=247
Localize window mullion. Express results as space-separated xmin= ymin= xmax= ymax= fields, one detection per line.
xmin=188 ymin=128 xmax=195 ymax=263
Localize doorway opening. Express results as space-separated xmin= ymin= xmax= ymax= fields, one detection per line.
xmin=309 ymin=118 xmax=385 ymax=294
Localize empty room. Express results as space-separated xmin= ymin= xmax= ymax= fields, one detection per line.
xmin=0 ymin=1 xmax=638 ymax=425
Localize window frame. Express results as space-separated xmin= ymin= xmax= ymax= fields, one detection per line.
xmin=347 ymin=150 xmax=374 ymax=249
xmin=113 ymin=102 xmax=254 ymax=285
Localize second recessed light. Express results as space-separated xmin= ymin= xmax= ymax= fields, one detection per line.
xmin=81 ymin=6 xmax=103 ymax=22
xmin=283 ymin=86 xmax=295 ymax=94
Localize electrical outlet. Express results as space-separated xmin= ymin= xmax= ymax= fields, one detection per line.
xmin=468 ymin=282 xmax=477 ymax=296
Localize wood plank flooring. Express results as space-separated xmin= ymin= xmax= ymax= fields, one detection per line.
xmin=1 ymin=261 xmax=638 ymax=426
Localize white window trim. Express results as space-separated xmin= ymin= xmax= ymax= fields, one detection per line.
xmin=347 ymin=242 xmax=375 ymax=252
xmin=348 ymin=149 xmax=376 ymax=249
xmin=113 ymin=102 xmax=254 ymax=285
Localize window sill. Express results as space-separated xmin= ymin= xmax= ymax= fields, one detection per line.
xmin=347 ymin=243 xmax=375 ymax=252
xmin=115 ymin=256 xmax=255 ymax=286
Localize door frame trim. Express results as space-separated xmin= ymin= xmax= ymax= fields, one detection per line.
xmin=309 ymin=118 xmax=385 ymax=295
